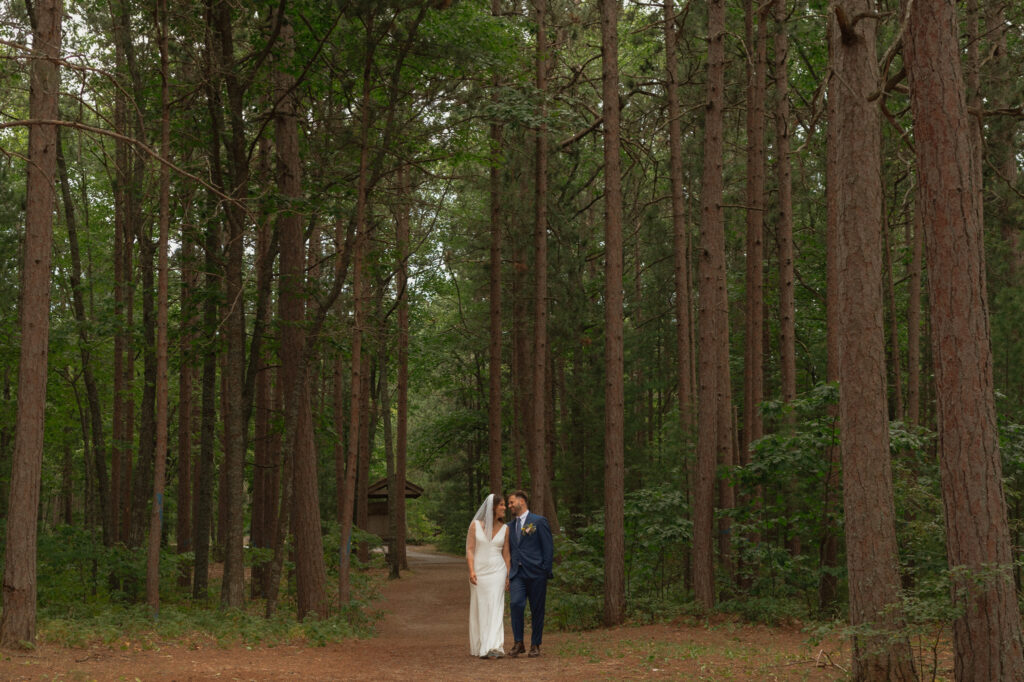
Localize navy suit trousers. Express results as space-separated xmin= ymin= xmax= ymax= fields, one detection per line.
xmin=509 ymin=573 xmax=548 ymax=646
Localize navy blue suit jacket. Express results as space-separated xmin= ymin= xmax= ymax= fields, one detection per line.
xmin=508 ymin=512 xmax=554 ymax=580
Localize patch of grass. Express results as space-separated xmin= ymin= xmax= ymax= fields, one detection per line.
xmin=37 ymin=597 xmax=379 ymax=650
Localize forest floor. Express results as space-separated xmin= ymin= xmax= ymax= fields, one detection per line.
xmin=0 ymin=546 xmax=861 ymax=681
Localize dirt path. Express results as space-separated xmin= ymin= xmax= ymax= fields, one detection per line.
xmin=0 ymin=547 xmax=849 ymax=680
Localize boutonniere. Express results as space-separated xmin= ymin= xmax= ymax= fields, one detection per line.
xmin=522 ymin=523 xmax=537 ymax=535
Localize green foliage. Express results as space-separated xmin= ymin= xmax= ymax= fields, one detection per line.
xmin=731 ymin=383 xmax=840 ymax=602
xmin=546 ymin=485 xmax=692 ymax=630
xmin=29 ymin=526 xmax=379 ymax=648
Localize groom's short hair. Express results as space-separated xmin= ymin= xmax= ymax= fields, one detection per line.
xmin=510 ymin=489 xmax=529 ymax=505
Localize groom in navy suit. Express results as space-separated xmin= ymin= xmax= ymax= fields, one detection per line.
xmin=506 ymin=490 xmax=554 ymax=658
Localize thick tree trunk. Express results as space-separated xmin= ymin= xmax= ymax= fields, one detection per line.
xmin=828 ymin=2 xmax=916 ymax=678
xmin=273 ymin=16 xmax=327 ymax=620
xmin=904 ymin=1 xmax=1024 ymax=677
xmin=0 ymin=0 xmax=61 ymax=647
xmin=601 ymin=0 xmax=625 ymax=627
xmin=694 ymin=0 xmax=730 ymax=611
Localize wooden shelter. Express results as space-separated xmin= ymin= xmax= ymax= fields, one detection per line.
xmin=363 ymin=477 xmax=424 ymax=540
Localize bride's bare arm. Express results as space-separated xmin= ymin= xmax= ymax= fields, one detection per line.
xmin=465 ymin=522 xmax=478 ymax=584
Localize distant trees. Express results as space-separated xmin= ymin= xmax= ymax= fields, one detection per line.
xmin=1 ymin=2 xmax=1024 ymax=668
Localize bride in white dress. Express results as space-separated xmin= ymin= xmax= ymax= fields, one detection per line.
xmin=466 ymin=493 xmax=510 ymax=659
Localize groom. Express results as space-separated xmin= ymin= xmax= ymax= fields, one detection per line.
xmin=506 ymin=490 xmax=554 ymax=658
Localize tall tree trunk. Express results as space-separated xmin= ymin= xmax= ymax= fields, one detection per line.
xmin=130 ymin=220 xmax=156 ymax=551
xmin=774 ymin=0 xmax=796 ymax=411
xmin=904 ymin=1 xmax=1024 ymax=677
xmin=111 ymin=0 xmax=141 ymax=549
xmin=339 ymin=17 xmax=376 ymax=602
xmin=395 ymin=164 xmax=411 ymax=571
xmin=356 ymin=354 xmax=374 ymax=564
xmin=485 ymin=0 xmax=504 ymax=498
xmin=146 ymin=0 xmax=171 ymax=612
xmin=192 ymin=201 xmax=220 ymax=600
xmin=882 ymin=215 xmax=903 ymax=418
xmin=664 ymin=0 xmax=694 ymax=435
xmin=906 ymin=212 xmax=922 ymax=426
xmin=743 ymin=0 xmax=766 ymax=461
xmin=381 ymin=351 xmax=399 ymax=579
xmin=694 ymin=0 xmax=730 ymax=610
xmin=600 ymin=0 xmax=625 ymax=627
xmin=828 ymin=2 xmax=916 ymax=678
xmin=530 ymin=0 xmax=551 ymax=518
xmin=487 ymin=115 xmax=504 ymax=498
xmin=512 ymin=240 xmax=528 ymax=491
xmin=273 ymin=15 xmax=327 ymax=620
xmin=0 ymin=0 xmax=61 ymax=646
xmin=339 ymin=231 xmax=366 ymax=605
xmin=177 ymin=232 xmax=196 ymax=588
xmin=211 ymin=0 xmax=249 ymax=608
xmin=56 ymin=127 xmax=112 ymax=544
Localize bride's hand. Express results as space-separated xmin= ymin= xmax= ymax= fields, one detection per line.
xmin=469 ymin=571 xmax=477 ymax=585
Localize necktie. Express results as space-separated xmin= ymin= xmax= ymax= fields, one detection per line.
xmin=516 ymin=517 xmax=522 ymax=536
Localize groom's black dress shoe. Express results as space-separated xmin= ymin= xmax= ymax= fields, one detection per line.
xmin=528 ymin=645 xmax=540 ymax=657
xmin=507 ymin=641 xmax=526 ymax=657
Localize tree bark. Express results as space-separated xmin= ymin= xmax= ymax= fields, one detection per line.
xmin=828 ymin=2 xmax=916 ymax=677
xmin=395 ymin=164 xmax=411 ymax=571
xmin=0 ymin=0 xmax=61 ymax=646
xmin=530 ymin=0 xmax=551 ymax=519
xmin=664 ymin=0 xmax=694 ymax=435
xmin=904 ymin=0 xmax=1024 ymax=677
xmin=146 ymin=0 xmax=171 ymax=612
xmin=694 ymin=0 xmax=730 ymax=611
xmin=774 ymin=0 xmax=796 ymax=412
xmin=601 ymin=0 xmax=625 ymax=627
xmin=273 ymin=15 xmax=327 ymax=620
xmin=743 ymin=0 xmax=766 ymax=461
xmin=192 ymin=194 xmax=220 ymax=599
xmin=177 ymin=231 xmax=196 ymax=588
xmin=210 ymin=0 xmax=249 ymax=608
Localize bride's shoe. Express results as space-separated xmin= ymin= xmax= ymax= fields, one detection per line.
xmin=486 ymin=649 xmax=504 ymax=659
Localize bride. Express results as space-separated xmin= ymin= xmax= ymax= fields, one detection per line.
xmin=466 ymin=493 xmax=510 ymax=659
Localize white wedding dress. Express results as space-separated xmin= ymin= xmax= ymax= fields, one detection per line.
xmin=468 ymin=521 xmax=507 ymax=657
